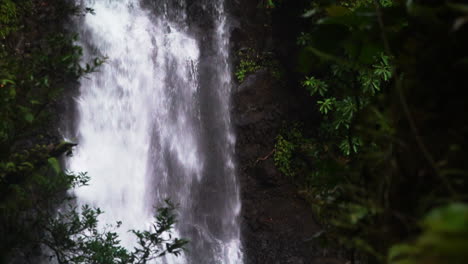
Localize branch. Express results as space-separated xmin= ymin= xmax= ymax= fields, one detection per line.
xmin=255 ymin=149 xmax=275 ymax=164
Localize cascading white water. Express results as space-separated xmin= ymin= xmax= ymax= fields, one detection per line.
xmin=67 ymin=0 xmax=242 ymax=263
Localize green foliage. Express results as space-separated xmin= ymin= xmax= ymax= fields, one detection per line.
xmin=236 ymin=58 xmax=261 ymax=82
xmin=1 ymin=143 xmax=187 ymax=263
xmin=274 ymin=135 xmax=295 ymax=177
xmin=131 ymin=202 xmax=188 ymax=262
xmin=303 ymin=76 xmax=328 ymax=96
xmin=0 ymin=1 xmax=103 ymax=147
xmin=338 ymin=137 xmax=361 ymax=156
xmin=0 ymin=1 xmax=185 ymax=262
xmin=260 ymin=0 xmax=283 ymax=9
xmin=235 ymin=48 xmax=283 ymax=82
xmin=235 ymin=48 xmax=260 ymax=82
xmin=273 ymin=0 xmax=468 ymax=262
xmin=45 ymin=198 xmax=187 ymax=264
xmin=341 ymin=0 xmax=393 ymax=10
xmin=263 ymin=0 xmax=276 ymax=9
xmin=300 ymin=52 xmax=392 ymax=156
xmin=389 ymin=203 xmax=468 ymax=264
xmin=317 ymin=98 xmax=334 ymax=114
xmin=274 ymin=124 xmax=311 ymax=179
xmin=0 ymin=0 xmax=18 ymax=38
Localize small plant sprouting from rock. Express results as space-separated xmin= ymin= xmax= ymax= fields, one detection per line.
xmin=235 ymin=48 xmax=283 ymax=82
xmin=236 ymin=58 xmax=261 ymax=82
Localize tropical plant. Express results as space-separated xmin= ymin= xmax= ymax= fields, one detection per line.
xmin=0 ymin=1 xmax=187 ymax=262
xmin=272 ymin=0 xmax=468 ymax=262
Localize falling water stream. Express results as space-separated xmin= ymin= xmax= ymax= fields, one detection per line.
xmin=67 ymin=0 xmax=242 ymax=263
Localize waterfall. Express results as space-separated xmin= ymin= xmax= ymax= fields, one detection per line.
xmin=66 ymin=0 xmax=242 ymax=263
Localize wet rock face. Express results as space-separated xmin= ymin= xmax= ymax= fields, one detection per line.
xmin=232 ymin=67 xmax=322 ymax=263
xmin=227 ymin=1 xmax=345 ymax=263
xmin=227 ymin=0 xmax=272 ymax=55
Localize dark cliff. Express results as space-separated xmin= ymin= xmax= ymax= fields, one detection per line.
xmin=228 ymin=1 xmax=344 ymax=263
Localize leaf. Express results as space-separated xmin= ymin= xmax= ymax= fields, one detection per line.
xmin=423 ymin=203 xmax=468 ymax=233
xmin=43 ymin=77 xmax=49 ymax=87
xmin=6 ymin=162 xmax=15 ymax=170
xmin=24 ymin=113 xmax=34 ymax=123
xmin=317 ymin=98 xmax=334 ymax=114
xmin=48 ymin=157 xmax=61 ymax=174
xmin=0 ymin=79 xmax=15 ymax=85
xmin=20 ymin=162 xmax=34 ymax=169
xmin=303 ymin=76 xmax=328 ymax=96
xmin=302 ymin=8 xmax=318 ymax=18
xmin=61 ymin=55 xmax=71 ymax=62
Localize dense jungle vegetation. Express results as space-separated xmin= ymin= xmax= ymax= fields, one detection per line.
xmin=0 ymin=0 xmax=185 ymax=263
xmin=247 ymin=0 xmax=468 ymax=263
